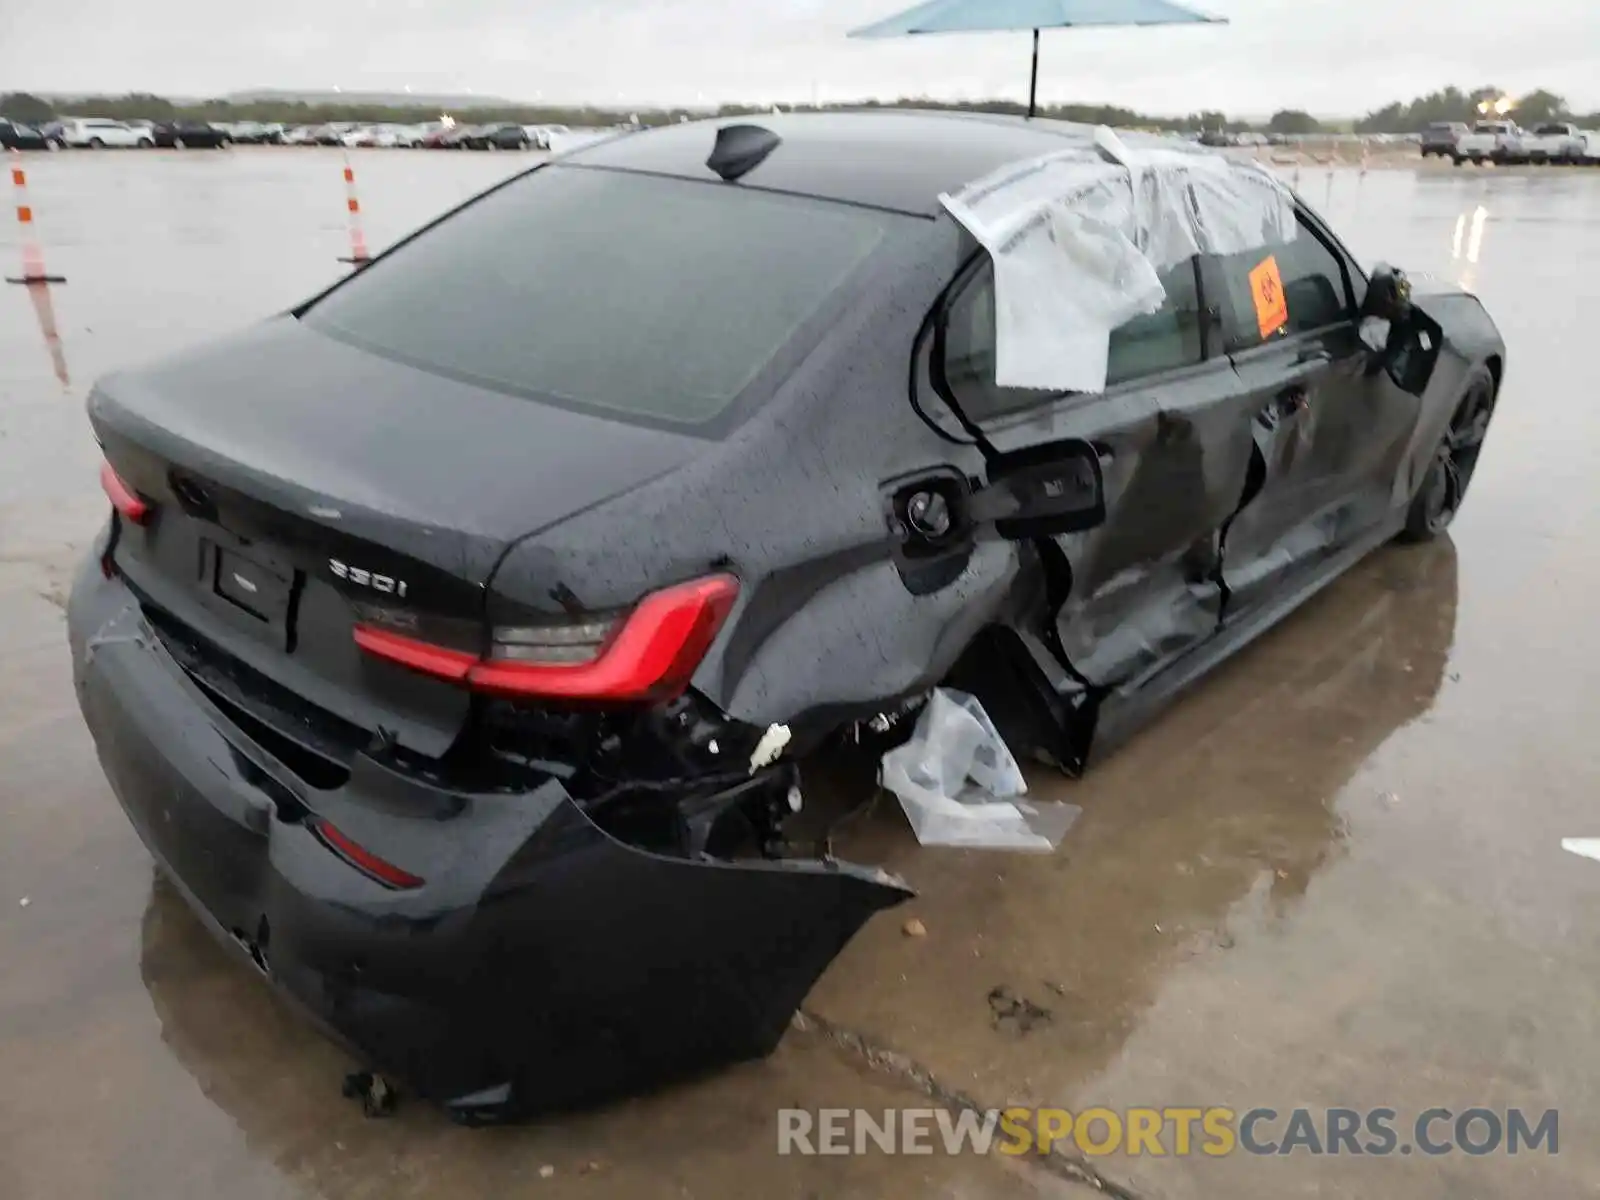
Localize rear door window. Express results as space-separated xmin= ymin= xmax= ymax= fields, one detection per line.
xmin=303 ymin=166 xmax=902 ymax=431
xmin=941 ymin=256 xmax=1206 ymax=422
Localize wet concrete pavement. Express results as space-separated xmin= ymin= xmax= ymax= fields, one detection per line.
xmin=2 ymin=149 xmax=1597 ymax=1199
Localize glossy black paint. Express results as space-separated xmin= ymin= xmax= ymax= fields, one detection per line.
xmin=69 ymin=112 xmax=1506 ymax=1115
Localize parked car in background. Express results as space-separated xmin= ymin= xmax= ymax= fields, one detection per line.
xmin=282 ymin=126 xmax=318 ymax=145
xmin=1521 ymin=122 xmax=1585 ymax=164
xmin=524 ymin=123 xmax=570 ymax=149
xmin=1420 ymin=121 xmax=1468 ymax=157
xmin=225 ymin=121 xmax=286 ymax=145
xmin=312 ymin=123 xmax=357 ymax=146
xmin=437 ymin=123 xmax=482 ymax=149
xmin=464 ymin=123 xmax=532 ymax=150
xmin=1453 ymin=121 xmax=1523 ymax=165
xmin=58 ymin=118 xmax=154 ymax=149
xmin=420 ymin=125 xmax=457 ymax=149
xmin=152 ymin=121 xmax=230 ymax=150
xmin=344 ymin=124 xmax=426 ymax=149
xmin=0 ymin=118 xmax=52 ymax=151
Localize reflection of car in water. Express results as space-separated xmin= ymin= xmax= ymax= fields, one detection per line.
xmin=140 ymin=538 xmax=1460 ymax=1144
xmin=73 ymin=112 xmax=1499 ymax=1121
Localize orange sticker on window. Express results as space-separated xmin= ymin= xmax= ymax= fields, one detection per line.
xmin=1248 ymin=255 xmax=1289 ymax=339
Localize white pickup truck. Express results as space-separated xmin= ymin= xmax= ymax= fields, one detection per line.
xmin=1452 ymin=120 xmax=1523 ymax=165
xmin=1521 ymin=122 xmax=1586 ymax=164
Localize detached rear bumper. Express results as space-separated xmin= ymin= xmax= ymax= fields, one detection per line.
xmin=68 ymin=551 xmax=909 ymax=1122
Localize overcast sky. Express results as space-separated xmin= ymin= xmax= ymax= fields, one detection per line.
xmin=4 ymin=0 xmax=1598 ymax=116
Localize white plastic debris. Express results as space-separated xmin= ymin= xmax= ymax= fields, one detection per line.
xmin=880 ymin=689 xmax=1080 ymax=852
xmin=749 ymin=723 xmax=792 ymax=773
xmin=940 ymin=126 xmax=1298 ymax=394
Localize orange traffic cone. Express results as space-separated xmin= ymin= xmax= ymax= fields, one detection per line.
xmin=338 ymin=154 xmax=371 ymax=267
xmin=5 ymin=151 xmax=67 ymax=285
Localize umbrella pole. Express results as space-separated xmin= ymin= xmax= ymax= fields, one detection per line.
xmin=1027 ymin=27 xmax=1039 ymax=118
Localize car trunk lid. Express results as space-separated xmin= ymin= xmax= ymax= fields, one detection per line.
xmin=90 ymin=317 xmax=705 ymax=759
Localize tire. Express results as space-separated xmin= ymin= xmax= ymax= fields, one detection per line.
xmin=1452 ymin=153 xmax=1464 ymax=166
xmin=1399 ymin=365 xmax=1497 ymax=542
xmin=138 ymin=137 xmax=154 ymax=149
xmin=174 ymin=137 xmax=186 ymax=150
xmin=89 ymin=138 xmax=105 ymax=148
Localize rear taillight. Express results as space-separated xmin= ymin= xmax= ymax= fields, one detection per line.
xmin=100 ymin=461 xmax=151 ymax=524
xmin=354 ymin=574 xmax=739 ymax=703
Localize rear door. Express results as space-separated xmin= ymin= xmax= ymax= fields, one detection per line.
xmin=938 ymin=254 xmax=1258 ymax=691
xmin=1204 ymin=210 xmax=1419 ymax=617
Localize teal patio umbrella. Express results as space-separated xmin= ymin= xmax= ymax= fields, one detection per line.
xmin=849 ymin=0 xmax=1227 ymax=119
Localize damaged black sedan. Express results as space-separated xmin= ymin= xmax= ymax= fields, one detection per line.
xmin=69 ymin=111 xmax=1504 ymax=1122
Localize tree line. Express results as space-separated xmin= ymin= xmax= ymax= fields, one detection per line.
xmin=2 ymin=87 xmax=1594 ymax=135
xmin=1354 ymin=86 xmax=1593 ymax=132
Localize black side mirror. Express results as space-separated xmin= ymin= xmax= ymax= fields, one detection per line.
xmin=1362 ymin=263 xmax=1414 ymax=324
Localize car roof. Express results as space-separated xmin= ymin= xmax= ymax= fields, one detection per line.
xmin=561 ymin=109 xmax=1199 ymax=217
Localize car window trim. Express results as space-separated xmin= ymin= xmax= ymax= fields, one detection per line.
xmin=931 ymin=247 xmax=1214 ymax=427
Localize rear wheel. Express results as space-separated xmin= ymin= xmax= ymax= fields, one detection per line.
xmin=1400 ymin=366 xmax=1497 ymax=542
xmin=89 ymin=137 xmax=105 ymax=148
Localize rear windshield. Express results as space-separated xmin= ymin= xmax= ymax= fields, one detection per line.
xmin=303 ymin=166 xmax=901 ymax=429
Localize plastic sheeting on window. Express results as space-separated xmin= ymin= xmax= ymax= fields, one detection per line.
xmin=939 ymin=126 xmax=1298 ymax=394
xmin=880 ymin=689 xmax=1081 ymax=852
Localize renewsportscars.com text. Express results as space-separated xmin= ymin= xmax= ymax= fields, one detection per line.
xmin=777 ymin=1106 xmax=1559 ymax=1158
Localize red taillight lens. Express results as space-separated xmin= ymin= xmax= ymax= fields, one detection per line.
xmin=354 ymin=574 xmax=739 ymax=703
xmin=351 ymin=625 xmax=475 ymax=682
xmin=100 ymin=461 xmax=151 ymax=524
